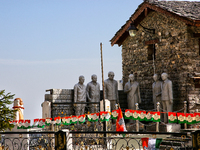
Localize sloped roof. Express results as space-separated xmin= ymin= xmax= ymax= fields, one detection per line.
xmin=110 ymin=0 xmax=200 ymax=46
xmin=151 ymin=0 xmax=200 ymax=20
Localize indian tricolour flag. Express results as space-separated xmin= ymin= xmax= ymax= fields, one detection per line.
xmin=152 ymin=112 xmax=160 ymax=122
xmin=132 ymin=110 xmax=139 ymax=120
xmin=54 ymin=117 xmax=61 ymax=125
xmin=111 ymin=110 xmax=119 ymax=119
xmin=138 ymin=110 xmax=146 ymax=121
xmin=17 ymin=120 xmax=31 ymax=129
xmin=87 ymin=113 xmax=99 ymax=122
xmin=125 ymin=109 xmax=133 ymax=120
xmin=62 ymin=116 xmax=71 ymax=125
xmin=186 ymin=113 xmax=195 ymax=124
xmin=9 ymin=120 xmax=15 ymax=129
xmin=141 ymin=138 xmax=162 ymax=149
xmin=23 ymin=120 xmax=31 ymax=129
xmin=116 ymin=108 xmax=127 ymax=132
xmin=17 ymin=120 xmax=24 ymax=129
xmin=38 ymin=119 xmax=45 ymax=128
xmin=13 ymin=120 xmax=19 ymax=125
xmin=145 ymin=112 xmax=153 ymax=122
xmin=100 ymin=111 xmax=111 ymax=122
xmin=32 ymin=119 xmax=39 ymax=127
xmin=78 ymin=114 xmax=86 ymax=124
xmin=177 ymin=113 xmax=186 ymax=124
xmin=45 ymin=118 xmax=52 ymax=126
xmin=194 ymin=113 xmax=200 ymax=123
xmin=168 ymin=112 xmax=177 ymax=123
xmin=71 ymin=116 xmax=78 ymax=124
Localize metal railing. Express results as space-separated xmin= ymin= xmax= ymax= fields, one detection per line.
xmin=0 ymin=131 xmax=192 ymax=150
xmin=0 ymin=131 xmax=55 ymax=150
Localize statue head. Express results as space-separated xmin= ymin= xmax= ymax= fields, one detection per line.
xmin=91 ymin=74 xmax=97 ymax=83
xmin=129 ymin=74 xmax=135 ymax=82
xmin=161 ymin=73 xmax=168 ymax=81
xmin=108 ymin=71 xmax=115 ymax=80
xmin=14 ymin=98 xmax=23 ymax=107
xmin=79 ymin=75 xmax=85 ymax=84
xmin=153 ymin=74 xmax=158 ymax=82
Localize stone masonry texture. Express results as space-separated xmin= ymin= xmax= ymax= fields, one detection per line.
xmin=121 ymin=11 xmax=200 ymax=112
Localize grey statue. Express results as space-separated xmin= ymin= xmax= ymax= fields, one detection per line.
xmin=152 ymin=74 xmax=162 ymax=110
xmin=74 ymin=75 xmax=86 ymax=116
xmin=86 ymin=74 xmax=100 ymax=113
xmin=124 ymin=74 xmax=141 ymax=110
xmin=104 ymin=71 xmax=119 ymax=111
xmin=161 ymin=73 xmax=173 ymax=123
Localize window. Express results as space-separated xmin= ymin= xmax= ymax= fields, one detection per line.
xmin=148 ymin=44 xmax=156 ymax=60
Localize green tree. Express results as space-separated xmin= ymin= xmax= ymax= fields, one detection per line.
xmin=0 ymin=90 xmax=17 ymax=131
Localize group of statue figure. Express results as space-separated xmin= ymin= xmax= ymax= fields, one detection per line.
xmin=73 ymin=72 xmax=119 ymax=116
xmin=74 ymin=71 xmax=173 ymax=123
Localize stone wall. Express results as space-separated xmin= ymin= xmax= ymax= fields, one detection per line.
xmin=45 ymin=89 xmax=73 ymax=118
xmin=45 ymin=89 xmax=128 ymax=118
xmin=121 ymin=11 xmax=200 ymax=111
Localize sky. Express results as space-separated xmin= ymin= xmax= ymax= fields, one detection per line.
xmin=0 ymin=0 xmax=195 ymax=121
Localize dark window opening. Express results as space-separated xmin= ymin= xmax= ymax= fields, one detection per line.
xmin=148 ymin=44 xmax=156 ymax=60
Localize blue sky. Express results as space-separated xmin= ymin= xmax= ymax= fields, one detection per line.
xmin=0 ymin=0 xmax=194 ymax=120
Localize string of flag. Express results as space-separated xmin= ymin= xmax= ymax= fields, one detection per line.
xmin=9 ymin=109 xmax=200 ymax=129
xmin=124 ymin=109 xmax=200 ymax=124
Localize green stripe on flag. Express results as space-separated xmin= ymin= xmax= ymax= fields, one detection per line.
xmin=132 ymin=110 xmax=139 ymax=120
xmin=125 ymin=109 xmax=133 ymax=120
xmin=177 ymin=113 xmax=186 ymax=124
xmin=152 ymin=112 xmax=160 ymax=122
xmin=155 ymin=138 xmax=162 ymax=148
xmin=145 ymin=112 xmax=153 ymax=122
xmin=111 ymin=110 xmax=119 ymax=119
xmin=168 ymin=112 xmax=177 ymax=123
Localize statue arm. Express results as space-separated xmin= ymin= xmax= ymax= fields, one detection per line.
xmin=74 ymin=85 xmax=77 ymax=103
xmin=168 ymin=81 xmax=173 ymax=103
xmin=86 ymin=84 xmax=91 ymax=102
xmin=98 ymin=83 xmax=100 ymax=101
xmin=156 ymin=82 xmax=162 ymax=96
xmin=104 ymin=81 xmax=108 ymax=99
xmin=138 ymin=85 xmax=141 ymax=103
xmin=156 ymin=91 xmax=162 ymax=97
xmin=152 ymin=83 xmax=156 ymax=99
xmin=124 ymin=83 xmax=131 ymax=93
xmin=116 ymin=81 xmax=119 ymax=103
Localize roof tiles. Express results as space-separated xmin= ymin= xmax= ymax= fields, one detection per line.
xmin=148 ymin=0 xmax=200 ymax=20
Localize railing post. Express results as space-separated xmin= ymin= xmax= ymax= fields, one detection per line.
xmin=115 ymin=104 xmax=118 ymax=110
xmin=136 ymin=103 xmax=139 ymax=132
xmin=184 ymin=101 xmax=187 ymax=129
xmin=156 ymin=102 xmax=160 ymax=132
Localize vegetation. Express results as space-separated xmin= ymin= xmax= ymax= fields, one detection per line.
xmin=0 ymin=90 xmax=16 ymax=131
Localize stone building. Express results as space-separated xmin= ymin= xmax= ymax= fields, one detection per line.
xmin=44 ymin=88 xmax=126 ymax=118
xmin=110 ymin=0 xmax=200 ymax=111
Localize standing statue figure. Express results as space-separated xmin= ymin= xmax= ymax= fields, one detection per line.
xmin=74 ymin=75 xmax=86 ymax=116
xmin=124 ymin=74 xmax=141 ymax=110
xmin=13 ymin=98 xmax=24 ymax=120
xmin=104 ymin=71 xmax=119 ymax=111
xmin=152 ymin=74 xmax=162 ymax=110
xmin=161 ymin=73 xmax=173 ymax=123
xmin=86 ymin=74 xmax=100 ymax=113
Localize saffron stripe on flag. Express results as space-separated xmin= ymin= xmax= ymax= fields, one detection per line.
xmin=116 ymin=108 xmax=127 ymax=132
